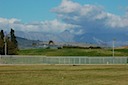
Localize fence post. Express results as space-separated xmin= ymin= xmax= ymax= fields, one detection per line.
xmin=88 ymin=57 xmax=89 ymax=64
xmin=79 ymin=57 xmax=80 ymax=65
xmin=74 ymin=58 xmax=75 ymax=65
xmin=59 ymin=58 xmax=60 ymax=64
xmin=112 ymin=57 xmax=114 ymax=64
xmin=103 ymin=57 xmax=104 ymax=64
xmin=64 ymin=58 xmax=65 ymax=65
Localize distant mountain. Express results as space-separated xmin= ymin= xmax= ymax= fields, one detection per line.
xmin=15 ymin=30 xmax=75 ymax=42
xmin=15 ymin=30 xmax=128 ymax=47
xmin=16 ymin=36 xmax=98 ymax=49
xmin=16 ymin=37 xmax=40 ymax=49
xmin=75 ymin=32 xmax=128 ymax=46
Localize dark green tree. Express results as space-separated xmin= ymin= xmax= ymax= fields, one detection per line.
xmin=10 ymin=29 xmax=18 ymax=48
xmin=0 ymin=30 xmax=4 ymax=54
xmin=0 ymin=30 xmax=4 ymax=40
xmin=7 ymin=28 xmax=18 ymax=55
xmin=7 ymin=40 xmax=18 ymax=55
xmin=0 ymin=29 xmax=18 ymax=55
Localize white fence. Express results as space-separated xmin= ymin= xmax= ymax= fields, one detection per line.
xmin=0 ymin=55 xmax=128 ymax=65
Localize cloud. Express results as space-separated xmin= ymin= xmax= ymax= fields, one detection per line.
xmin=52 ymin=0 xmax=81 ymax=14
xmin=52 ymin=0 xmax=128 ymax=34
xmin=39 ymin=19 xmax=78 ymax=33
xmin=0 ymin=18 xmax=21 ymax=24
xmin=106 ymin=13 xmax=128 ymax=28
xmin=0 ymin=18 xmax=78 ymax=33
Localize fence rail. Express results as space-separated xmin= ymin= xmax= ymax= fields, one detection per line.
xmin=0 ymin=55 xmax=128 ymax=65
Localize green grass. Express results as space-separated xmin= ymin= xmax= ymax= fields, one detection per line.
xmin=0 ymin=65 xmax=128 ymax=85
xmin=18 ymin=48 xmax=128 ymax=56
xmin=115 ymin=49 xmax=128 ymax=53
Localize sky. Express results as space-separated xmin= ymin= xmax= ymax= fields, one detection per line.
xmin=0 ymin=0 xmax=128 ymax=35
xmin=0 ymin=0 xmax=61 ymax=22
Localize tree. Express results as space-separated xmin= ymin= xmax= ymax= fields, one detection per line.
xmin=0 ymin=30 xmax=4 ymax=40
xmin=7 ymin=40 xmax=18 ymax=55
xmin=0 ymin=38 xmax=4 ymax=55
xmin=0 ymin=30 xmax=4 ymax=54
xmin=49 ymin=40 xmax=54 ymax=45
xmin=7 ymin=28 xmax=18 ymax=55
xmin=10 ymin=29 xmax=18 ymax=49
xmin=0 ymin=29 xmax=18 ymax=55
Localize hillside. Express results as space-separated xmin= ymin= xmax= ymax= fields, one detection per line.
xmin=16 ymin=36 xmax=100 ymax=49
xmin=15 ymin=31 xmax=128 ymax=47
xmin=16 ymin=37 xmax=40 ymax=49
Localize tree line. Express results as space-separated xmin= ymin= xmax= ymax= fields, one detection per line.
xmin=0 ymin=29 xmax=18 ymax=55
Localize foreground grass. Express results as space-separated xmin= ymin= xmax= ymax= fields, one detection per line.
xmin=0 ymin=65 xmax=128 ymax=85
xmin=18 ymin=48 xmax=128 ymax=56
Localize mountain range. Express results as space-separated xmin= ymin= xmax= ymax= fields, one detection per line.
xmin=15 ymin=30 xmax=128 ymax=47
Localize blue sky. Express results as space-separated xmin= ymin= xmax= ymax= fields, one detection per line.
xmin=0 ymin=0 xmax=127 ymax=23
xmin=0 ymin=0 xmax=61 ymax=22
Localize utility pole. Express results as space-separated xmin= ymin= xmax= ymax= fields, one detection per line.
xmin=4 ymin=31 xmax=7 ymax=55
xmin=4 ymin=36 xmax=7 ymax=55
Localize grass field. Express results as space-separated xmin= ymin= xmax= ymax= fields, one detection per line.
xmin=18 ymin=48 xmax=128 ymax=56
xmin=0 ymin=65 xmax=128 ymax=85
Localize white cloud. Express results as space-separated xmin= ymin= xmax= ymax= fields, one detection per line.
xmin=0 ymin=18 xmax=78 ymax=33
xmin=0 ymin=18 xmax=21 ymax=24
xmin=40 ymin=19 xmax=78 ymax=33
xmin=52 ymin=0 xmax=128 ymax=34
xmin=53 ymin=0 xmax=81 ymax=14
xmin=106 ymin=13 xmax=128 ymax=28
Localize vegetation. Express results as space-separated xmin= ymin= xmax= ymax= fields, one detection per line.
xmin=10 ymin=29 xmax=18 ymax=48
xmin=0 ymin=65 xmax=128 ymax=85
xmin=0 ymin=29 xmax=18 ymax=55
xmin=0 ymin=30 xmax=4 ymax=54
xmin=114 ymin=49 xmax=128 ymax=54
xmin=18 ymin=48 xmax=128 ymax=56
